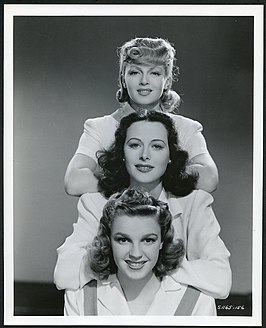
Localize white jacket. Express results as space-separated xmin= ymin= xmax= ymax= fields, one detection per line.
xmin=64 ymin=274 xmax=217 ymax=316
xmin=54 ymin=189 xmax=232 ymax=298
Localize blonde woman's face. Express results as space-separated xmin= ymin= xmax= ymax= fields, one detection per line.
xmin=124 ymin=63 xmax=169 ymax=108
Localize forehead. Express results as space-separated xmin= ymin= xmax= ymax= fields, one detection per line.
xmin=111 ymin=214 xmax=160 ymax=236
xmin=125 ymin=62 xmax=165 ymax=71
xmin=126 ymin=121 xmax=168 ymax=141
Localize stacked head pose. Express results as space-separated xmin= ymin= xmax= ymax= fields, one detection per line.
xmin=62 ymin=187 xmax=219 ymax=316
xmin=116 ymin=37 xmax=180 ymax=112
xmin=97 ymin=110 xmax=198 ymax=198
xmin=64 ymin=36 xmax=218 ymax=197
xmin=90 ymin=188 xmax=184 ymax=282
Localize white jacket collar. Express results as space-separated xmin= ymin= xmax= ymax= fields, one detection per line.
xmin=97 ymin=274 xmax=182 ymax=315
xmin=97 ymin=274 xmax=131 ymax=315
xmin=158 ymin=189 xmax=183 ymax=218
xmin=161 ymin=274 xmax=182 ymax=292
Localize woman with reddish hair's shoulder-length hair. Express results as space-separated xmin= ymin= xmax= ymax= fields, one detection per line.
xmin=97 ymin=111 xmax=198 ymax=198
xmin=89 ymin=188 xmax=185 ymax=281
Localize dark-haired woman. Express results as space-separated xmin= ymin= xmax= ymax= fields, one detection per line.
xmin=64 ymin=37 xmax=218 ymax=197
xmin=65 ymin=189 xmax=217 ymax=315
xmin=54 ymin=111 xmax=231 ymax=300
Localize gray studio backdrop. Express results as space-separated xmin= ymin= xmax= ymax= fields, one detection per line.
xmin=14 ymin=16 xmax=253 ymax=295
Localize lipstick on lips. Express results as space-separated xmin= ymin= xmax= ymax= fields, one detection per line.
xmin=125 ymin=260 xmax=147 ymax=270
xmin=137 ymin=89 xmax=152 ymax=96
xmin=135 ymin=164 xmax=154 ymax=173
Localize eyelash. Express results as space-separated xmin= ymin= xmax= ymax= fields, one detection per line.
xmin=115 ymin=237 xmax=157 ymax=244
xmin=128 ymin=71 xmax=139 ymax=75
xmin=128 ymin=71 xmax=161 ymax=76
xmin=116 ymin=237 xmax=129 ymax=244
xmin=128 ymin=143 xmax=140 ymax=149
xmin=143 ymin=238 xmax=156 ymax=244
xmin=152 ymin=144 xmax=164 ymax=150
xmin=128 ymin=143 xmax=164 ymax=150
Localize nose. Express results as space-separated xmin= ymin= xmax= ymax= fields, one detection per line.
xmin=140 ymin=72 xmax=149 ymax=85
xmin=139 ymin=146 xmax=150 ymax=161
xmin=129 ymin=243 xmax=142 ymax=260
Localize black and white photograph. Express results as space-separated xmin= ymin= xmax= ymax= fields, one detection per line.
xmin=3 ymin=4 xmax=263 ymax=326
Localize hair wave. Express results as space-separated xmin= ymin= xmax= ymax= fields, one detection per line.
xmin=116 ymin=37 xmax=181 ymax=112
xmin=89 ymin=188 xmax=185 ymax=281
xmin=97 ymin=111 xmax=198 ymax=198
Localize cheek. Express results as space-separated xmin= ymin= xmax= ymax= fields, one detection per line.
xmin=124 ymin=150 xmax=137 ymax=165
xmin=146 ymin=243 xmax=161 ymax=259
xmin=112 ymin=244 xmax=127 ymax=260
xmin=157 ymin=151 xmax=170 ymax=166
xmin=156 ymin=78 xmax=166 ymax=89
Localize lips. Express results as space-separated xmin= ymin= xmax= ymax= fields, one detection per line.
xmin=125 ymin=260 xmax=147 ymax=270
xmin=137 ymin=89 xmax=152 ymax=96
xmin=135 ymin=164 xmax=154 ymax=173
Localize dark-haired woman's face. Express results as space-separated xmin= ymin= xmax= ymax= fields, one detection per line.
xmin=123 ymin=121 xmax=170 ymax=189
xmin=124 ymin=63 xmax=168 ymax=109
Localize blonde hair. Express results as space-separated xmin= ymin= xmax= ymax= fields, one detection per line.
xmin=116 ymin=37 xmax=181 ymax=112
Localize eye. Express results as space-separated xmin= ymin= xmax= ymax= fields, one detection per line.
xmin=115 ymin=237 xmax=129 ymax=244
xmin=151 ymin=71 xmax=161 ymax=76
xmin=128 ymin=142 xmax=141 ymax=149
xmin=152 ymin=144 xmax=164 ymax=150
xmin=143 ymin=238 xmax=156 ymax=245
xmin=128 ymin=70 xmax=139 ymax=76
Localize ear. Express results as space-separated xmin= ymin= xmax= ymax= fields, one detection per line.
xmin=159 ymin=242 xmax=163 ymax=250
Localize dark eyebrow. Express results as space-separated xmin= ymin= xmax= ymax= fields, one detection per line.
xmin=126 ymin=138 xmax=166 ymax=144
xmin=126 ymin=138 xmax=141 ymax=142
xmin=151 ymin=139 xmax=167 ymax=144
xmin=113 ymin=232 xmax=130 ymax=237
xmin=112 ymin=233 xmax=159 ymax=238
xmin=142 ymin=233 xmax=159 ymax=238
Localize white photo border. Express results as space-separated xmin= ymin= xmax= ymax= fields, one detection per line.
xmin=3 ymin=4 xmax=264 ymax=327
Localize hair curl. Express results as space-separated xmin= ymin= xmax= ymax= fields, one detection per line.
xmin=90 ymin=188 xmax=184 ymax=281
xmin=97 ymin=111 xmax=198 ymax=198
xmin=116 ymin=37 xmax=181 ymax=112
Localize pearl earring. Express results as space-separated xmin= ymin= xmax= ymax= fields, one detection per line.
xmin=168 ymin=159 xmax=172 ymax=164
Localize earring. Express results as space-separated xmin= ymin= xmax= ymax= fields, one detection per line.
xmin=121 ymin=77 xmax=126 ymax=88
xmin=168 ymin=159 xmax=172 ymax=164
xmin=122 ymin=158 xmax=125 ymax=162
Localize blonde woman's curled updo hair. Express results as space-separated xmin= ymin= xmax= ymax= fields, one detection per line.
xmin=116 ymin=37 xmax=181 ymax=112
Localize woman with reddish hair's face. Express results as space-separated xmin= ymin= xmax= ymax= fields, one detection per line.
xmin=123 ymin=63 xmax=169 ymax=110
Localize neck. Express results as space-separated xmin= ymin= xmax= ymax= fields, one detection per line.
xmin=130 ymin=181 xmax=163 ymax=199
xmin=117 ymin=271 xmax=159 ymax=302
xmin=129 ymin=100 xmax=161 ymax=113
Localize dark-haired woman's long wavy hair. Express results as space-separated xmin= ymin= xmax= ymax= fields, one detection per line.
xmin=97 ymin=111 xmax=198 ymax=198
xmin=90 ymin=188 xmax=184 ymax=281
